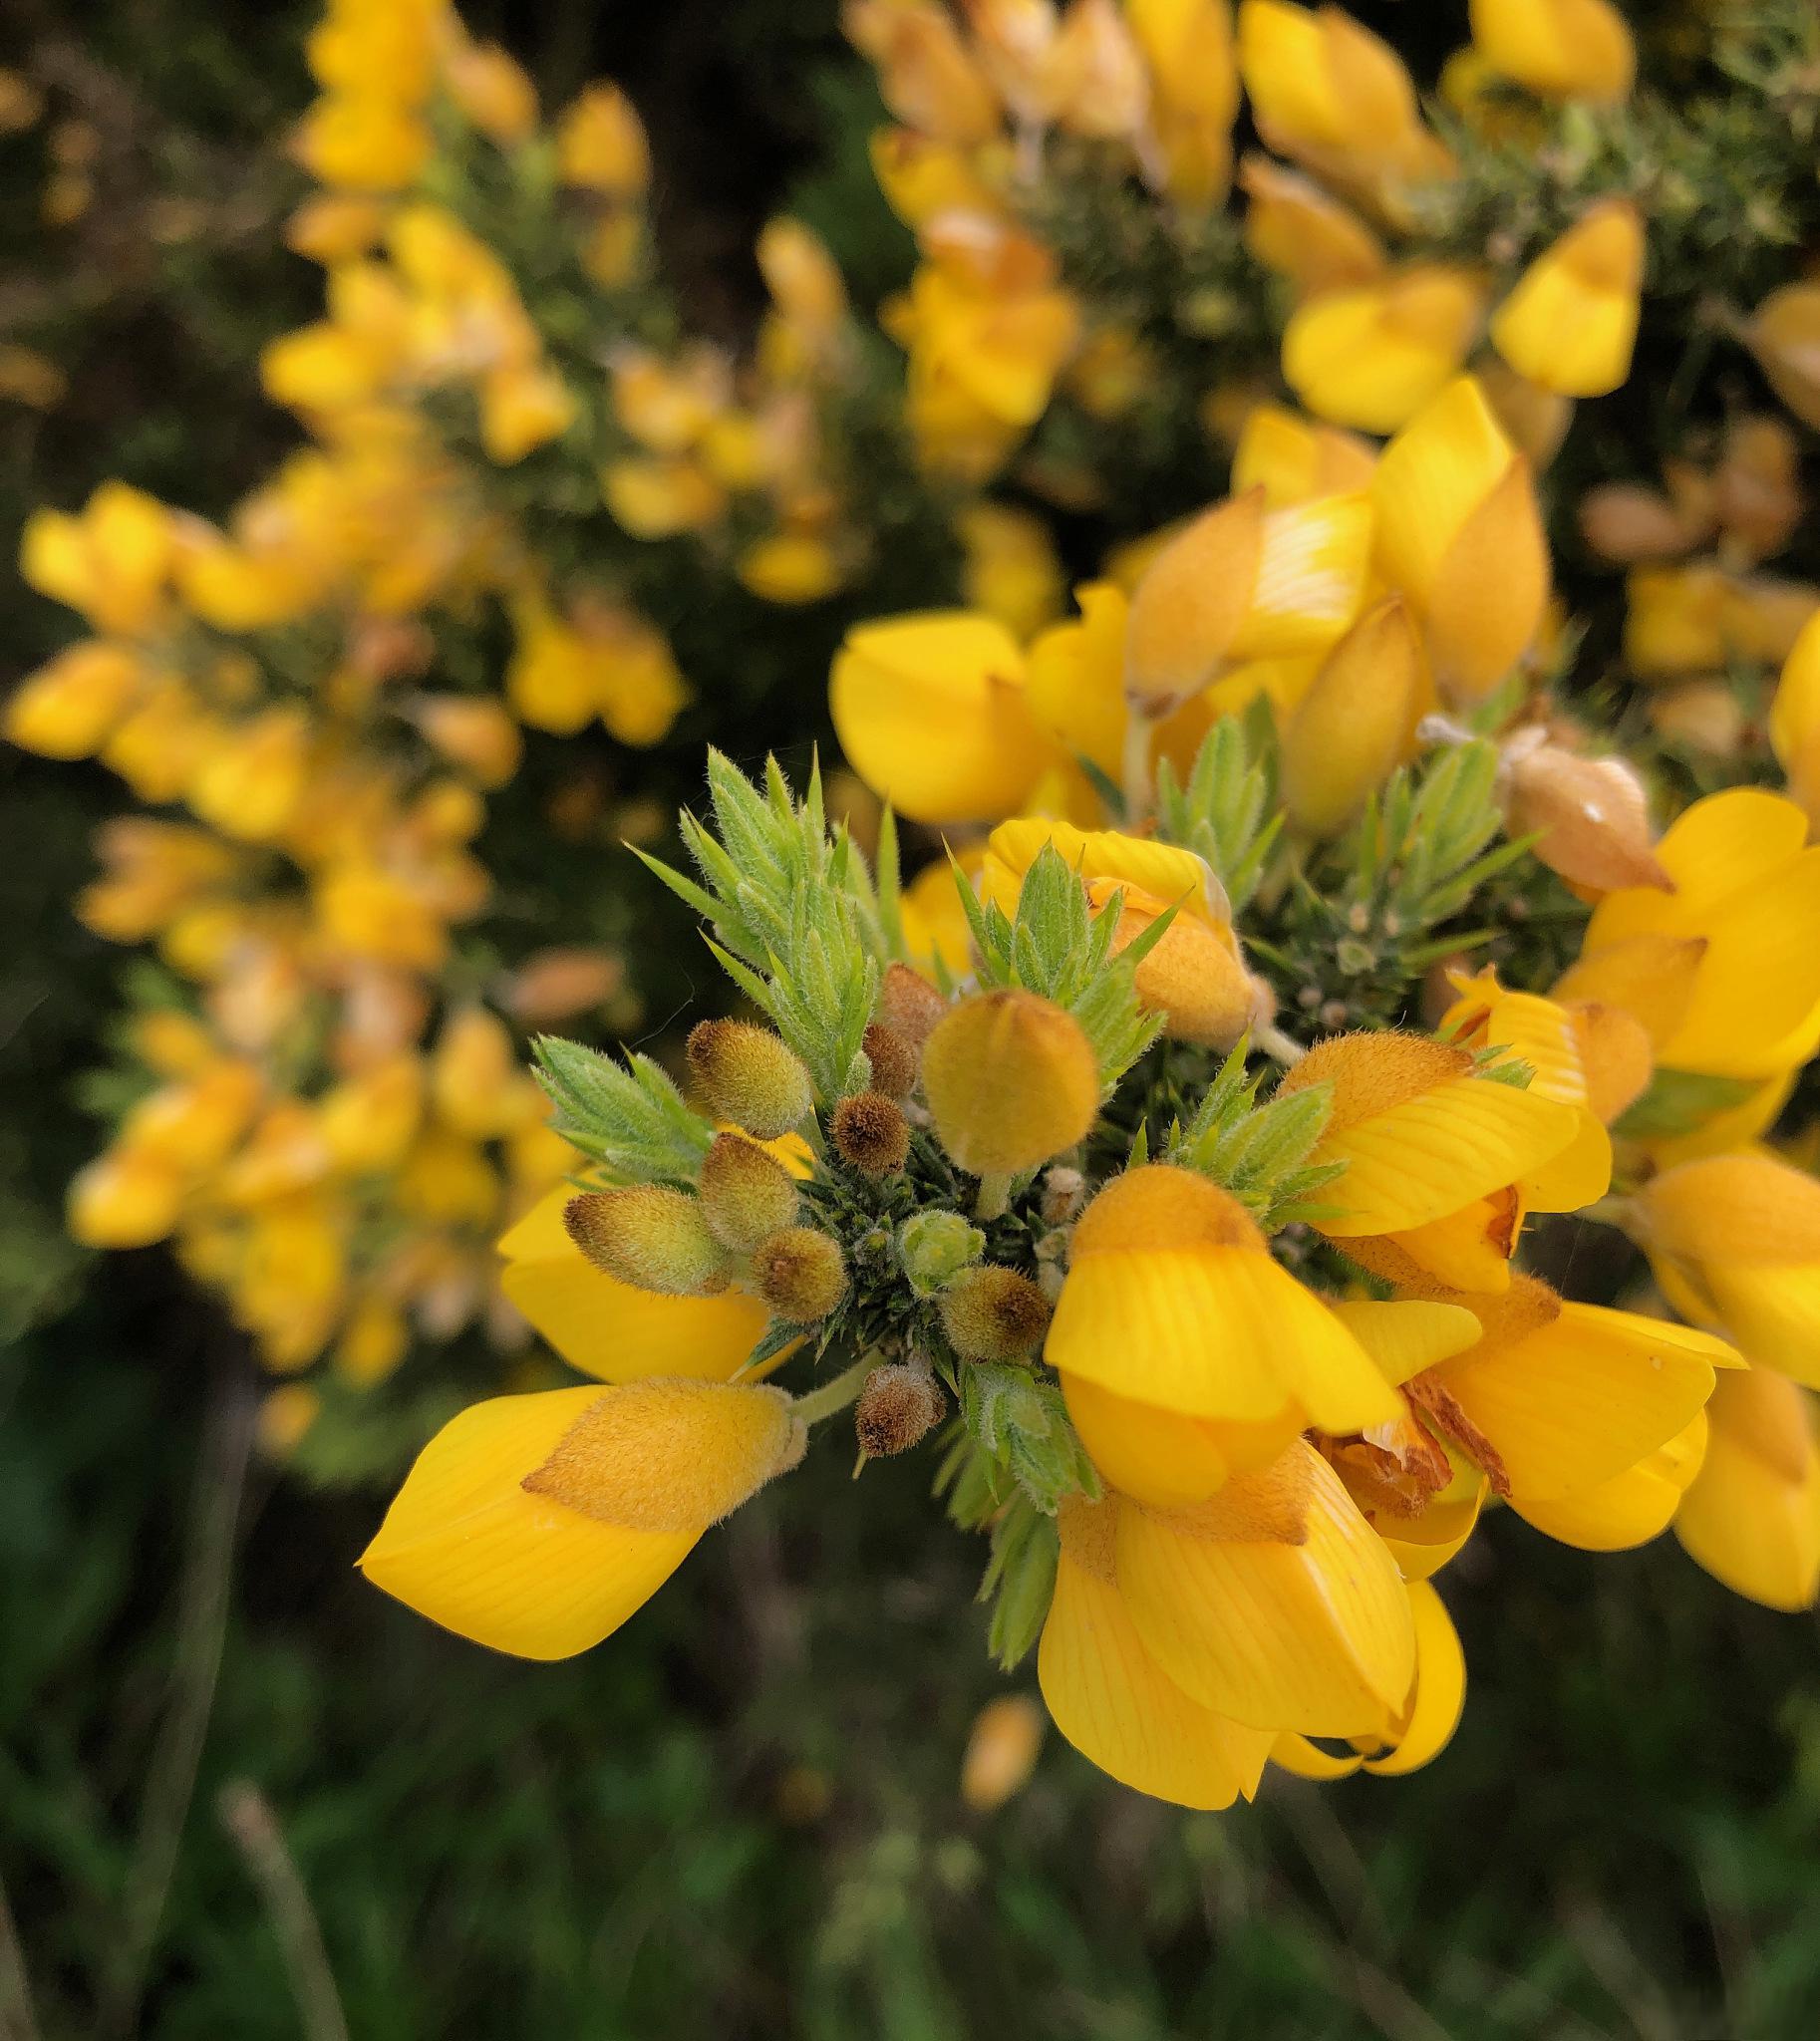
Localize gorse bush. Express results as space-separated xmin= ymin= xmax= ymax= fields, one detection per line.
xmin=10 ymin=0 xmax=1820 ymax=1823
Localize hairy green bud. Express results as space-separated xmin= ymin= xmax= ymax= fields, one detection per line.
xmin=753 ymin=1226 xmax=848 ymax=1322
xmin=699 ymin=1131 xmax=799 ymax=1251
xmin=898 ymin=1210 xmax=985 ymax=1296
xmin=686 ymin=1020 xmax=814 ymax=1139
xmin=564 ymin=1188 xmax=731 ymax=1297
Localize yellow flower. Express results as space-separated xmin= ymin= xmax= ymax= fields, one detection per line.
xmin=293 ymin=96 xmax=432 ymax=192
xmin=1128 ymin=0 xmax=1241 ymax=209
xmin=1022 ymin=580 xmax=1219 ymax=794
xmin=480 ymin=361 xmax=576 ymax=464
xmin=555 ymin=83 xmax=651 ymax=197
xmin=1490 ymin=201 xmax=1644 ymax=398
xmin=1674 ymin=1368 xmax=1820 ymax=1611
xmin=1109 ymin=1439 xmax=1417 ymax=1735
xmin=1578 ymin=788 xmax=1820 ymax=1082
xmin=1770 ymin=609 xmax=1820 ymax=830
xmin=497 ymin=1186 xmax=790 ymax=1384
xmin=957 ymin=502 xmax=1065 ymax=642
xmin=738 ymin=532 xmax=844 ymax=607
xmin=20 ymin=481 xmax=174 ymax=638
xmin=829 ymin=611 xmax=1053 ymax=823
xmin=1229 ymin=402 xmax=1377 ymax=507
xmin=1388 ymin=1272 xmax=1732 ymax=1536
xmin=1047 ymin=1164 xmax=1399 ymax=1505
xmin=1278 ymin=1031 xmax=1584 ymax=1291
xmin=1283 ymin=267 xmax=1485 ymax=435
xmin=1746 ymin=283 xmax=1820 ymax=434
xmin=3 ymin=641 xmax=145 ymax=760
xmin=1469 ymin=0 xmax=1634 ymax=105
xmin=1280 ymin=595 xmax=1430 ymax=836
xmin=1124 ymin=485 xmax=1373 ymax=711
xmin=921 ymin=990 xmax=1099 ymax=1175
xmin=1236 ymin=1 xmax=1448 ymax=205
xmin=1038 ymin=1493 xmax=1275 ymax=1809
xmin=1513 ymin=1411 xmax=1708 ymax=1554
xmin=1271 ymin=1580 xmax=1465 ymax=1778
xmin=1631 ymin=1153 xmax=1820 ymax=1386
xmin=443 ymin=38 xmax=539 ymax=146
xmin=361 ymin=1378 xmax=805 ymax=1657
xmin=68 ymin=1146 xmax=187 ymax=1249
xmin=1238 ymin=154 xmax=1385 ymax=301
xmin=846 ymin=0 xmax=1003 ymax=146
xmin=981 ymin=821 xmax=1260 ymax=1047
xmin=1370 ymin=376 xmax=1549 ymax=705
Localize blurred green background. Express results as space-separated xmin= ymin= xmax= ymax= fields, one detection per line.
xmin=4 ymin=4 xmax=1819 ymax=2036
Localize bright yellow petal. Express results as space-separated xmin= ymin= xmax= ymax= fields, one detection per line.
xmin=498 ymin=1186 xmax=782 ymax=1381
xmin=359 ymin=1387 xmax=699 ymax=1659
xmin=1048 ymin=1241 xmax=1398 ymax=1429
xmin=1039 ymin=1524 xmax=1274 ymax=1809
xmin=1329 ymin=1298 xmax=1483 ymax=1388
xmin=1313 ymin=1076 xmax=1579 ymax=1235
xmin=1362 ymin=1581 xmax=1464 ymax=1775
xmin=1429 ymin=1300 xmax=1718 ymax=1502
xmin=1513 ymin=1409 xmax=1707 ymax=1551
xmin=1270 ymin=1731 xmax=1362 ymax=1779
xmin=1674 ymin=1369 xmax=1820 ymax=1610
xmin=1116 ymin=1442 xmax=1416 ymax=1735
xmin=1062 ymin=1372 xmax=1298 ymax=1507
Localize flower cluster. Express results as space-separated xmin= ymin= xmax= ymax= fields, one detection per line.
xmin=365 ymin=680 xmax=1819 ymax=1809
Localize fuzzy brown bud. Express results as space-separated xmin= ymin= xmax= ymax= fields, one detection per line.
xmin=753 ymin=1226 xmax=848 ymax=1321
xmin=1039 ymin=1165 xmax=1086 ymax=1227
xmin=853 ymin=1362 xmax=947 ymax=1458
xmin=699 ymin=1131 xmax=799 ymax=1251
xmin=939 ymin=1264 xmax=1053 ymax=1360
xmin=832 ymin=1090 xmax=911 ymax=1175
xmin=686 ymin=1020 xmax=814 ymax=1139
xmin=878 ymin=962 xmax=946 ymax=1048
xmin=563 ymin=1187 xmax=731 ymax=1297
xmin=861 ymin=1020 xmax=918 ymax=1099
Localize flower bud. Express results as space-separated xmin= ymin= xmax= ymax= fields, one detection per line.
xmin=1746 ymin=284 xmax=1820 ymax=434
xmin=564 ymin=1187 xmax=732 ymax=1297
xmin=854 ymin=1362 xmax=947 ymax=1458
xmin=1469 ymin=0 xmax=1634 ymax=105
xmin=1490 ymin=200 xmax=1644 ymax=398
xmin=922 ymin=991 xmax=1099 ymax=1177
xmin=898 ymin=1210 xmax=987 ymax=1295
xmin=686 ymin=1020 xmax=814 ymax=1139
xmin=879 ymin=963 xmax=947 ymax=1048
xmin=753 ymin=1226 xmax=848 ymax=1322
xmin=1502 ymin=735 xmax=1668 ymax=894
xmin=699 ymin=1132 xmax=800 ymax=1251
xmin=940 ymin=1265 xmax=1054 ymax=1360
xmin=1578 ymin=483 xmax=1698 ymax=564
xmin=861 ymin=1020 xmax=918 ymax=1099
xmin=1282 ymin=597 xmax=1427 ymax=837
xmin=832 ymin=1090 xmax=911 ymax=1175
xmin=960 ymin=1694 xmax=1046 ymax=1811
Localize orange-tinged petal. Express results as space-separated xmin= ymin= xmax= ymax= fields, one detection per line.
xmin=1124 ymin=489 xmax=1266 ymax=708
xmin=1040 ymin=1507 xmax=1273 ymax=1809
xmin=1116 ymin=1443 xmax=1416 ymax=1735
